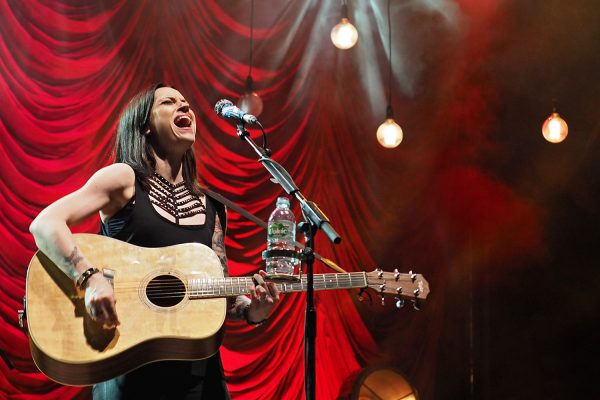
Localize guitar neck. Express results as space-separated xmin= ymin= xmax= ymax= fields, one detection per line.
xmin=188 ymin=272 xmax=368 ymax=299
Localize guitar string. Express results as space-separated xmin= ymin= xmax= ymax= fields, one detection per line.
xmin=96 ymin=285 xmax=415 ymax=299
xmin=93 ymin=274 xmax=416 ymax=299
xmin=103 ymin=273 xmax=410 ymax=292
xmin=108 ymin=279 xmax=373 ymax=295
xmin=101 ymin=276 xmax=365 ymax=292
xmin=105 ymin=272 xmax=372 ymax=290
xmin=108 ymin=273 xmax=372 ymax=291
xmin=144 ymin=277 xmax=369 ymax=294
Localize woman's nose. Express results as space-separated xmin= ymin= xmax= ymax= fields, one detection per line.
xmin=178 ymin=102 xmax=190 ymax=113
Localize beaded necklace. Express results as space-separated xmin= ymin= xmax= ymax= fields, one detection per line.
xmin=148 ymin=172 xmax=206 ymax=224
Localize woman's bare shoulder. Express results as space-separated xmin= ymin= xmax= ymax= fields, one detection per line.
xmin=88 ymin=163 xmax=136 ymax=192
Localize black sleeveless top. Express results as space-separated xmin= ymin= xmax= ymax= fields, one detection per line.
xmin=93 ymin=177 xmax=230 ymax=400
xmin=100 ymin=178 xmax=226 ymax=248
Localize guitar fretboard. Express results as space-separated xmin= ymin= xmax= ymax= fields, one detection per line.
xmin=187 ymin=272 xmax=368 ymax=299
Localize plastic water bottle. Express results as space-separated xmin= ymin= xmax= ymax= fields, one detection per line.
xmin=264 ymin=197 xmax=298 ymax=278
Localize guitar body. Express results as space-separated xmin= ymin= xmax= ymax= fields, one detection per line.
xmin=25 ymin=233 xmax=227 ymax=386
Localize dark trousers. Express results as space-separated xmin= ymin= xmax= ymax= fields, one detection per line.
xmin=92 ymin=354 xmax=230 ymax=400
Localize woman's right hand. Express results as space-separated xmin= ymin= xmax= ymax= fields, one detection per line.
xmin=83 ymin=273 xmax=120 ymax=329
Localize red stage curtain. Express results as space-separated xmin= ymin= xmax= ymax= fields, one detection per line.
xmin=0 ymin=1 xmax=542 ymax=399
xmin=0 ymin=1 xmax=382 ymax=398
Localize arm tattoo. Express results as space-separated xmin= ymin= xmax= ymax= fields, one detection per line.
xmin=211 ymin=214 xmax=228 ymax=275
xmin=65 ymin=246 xmax=83 ymax=278
xmin=212 ymin=212 xmax=242 ymax=315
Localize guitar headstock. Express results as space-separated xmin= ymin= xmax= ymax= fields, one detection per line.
xmin=364 ymin=269 xmax=430 ymax=309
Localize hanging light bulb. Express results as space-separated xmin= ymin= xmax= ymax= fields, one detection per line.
xmin=542 ymin=111 xmax=568 ymax=143
xmin=377 ymin=107 xmax=403 ymax=148
xmin=377 ymin=0 xmax=403 ymax=148
xmin=237 ymin=0 xmax=263 ymax=117
xmin=331 ymin=19 xmax=358 ymax=50
xmin=238 ymin=76 xmax=264 ymax=117
xmin=331 ymin=1 xmax=358 ymax=50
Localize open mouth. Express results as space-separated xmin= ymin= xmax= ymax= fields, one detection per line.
xmin=173 ymin=114 xmax=193 ymax=128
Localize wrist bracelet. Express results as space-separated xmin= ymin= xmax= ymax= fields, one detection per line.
xmin=76 ymin=267 xmax=100 ymax=289
xmin=243 ymin=304 xmax=267 ymax=326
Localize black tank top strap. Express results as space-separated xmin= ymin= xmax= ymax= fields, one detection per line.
xmin=209 ymin=192 xmax=227 ymax=232
xmin=99 ymin=196 xmax=135 ymax=238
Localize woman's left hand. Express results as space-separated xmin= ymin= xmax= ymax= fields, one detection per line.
xmin=247 ymin=270 xmax=280 ymax=323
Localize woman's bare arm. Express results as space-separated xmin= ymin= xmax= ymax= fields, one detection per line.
xmin=29 ymin=163 xmax=134 ymax=326
xmin=211 ymin=209 xmax=279 ymax=324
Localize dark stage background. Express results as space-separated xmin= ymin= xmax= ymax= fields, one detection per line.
xmin=1 ymin=0 xmax=598 ymax=399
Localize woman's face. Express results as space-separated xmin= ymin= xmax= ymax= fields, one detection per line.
xmin=148 ymin=86 xmax=197 ymax=153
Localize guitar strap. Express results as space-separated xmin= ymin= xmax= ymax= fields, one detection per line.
xmin=204 ymin=189 xmax=267 ymax=229
xmin=204 ymin=189 xmax=346 ymax=273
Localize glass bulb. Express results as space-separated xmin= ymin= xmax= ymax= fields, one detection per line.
xmin=237 ymin=91 xmax=264 ymax=117
xmin=542 ymin=112 xmax=568 ymax=143
xmin=377 ymin=118 xmax=403 ymax=148
xmin=331 ymin=18 xmax=358 ymax=50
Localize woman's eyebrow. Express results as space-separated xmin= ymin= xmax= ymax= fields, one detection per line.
xmin=157 ymin=96 xmax=188 ymax=103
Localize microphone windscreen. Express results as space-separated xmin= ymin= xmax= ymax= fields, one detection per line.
xmin=214 ymin=99 xmax=233 ymax=116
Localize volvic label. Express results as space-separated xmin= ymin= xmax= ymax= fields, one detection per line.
xmin=268 ymin=221 xmax=294 ymax=237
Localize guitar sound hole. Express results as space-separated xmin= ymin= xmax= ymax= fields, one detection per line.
xmin=146 ymin=274 xmax=186 ymax=308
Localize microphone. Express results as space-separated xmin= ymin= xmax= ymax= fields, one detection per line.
xmin=214 ymin=99 xmax=258 ymax=125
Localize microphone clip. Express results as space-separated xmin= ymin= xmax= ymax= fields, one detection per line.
xmin=236 ymin=123 xmax=250 ymax=139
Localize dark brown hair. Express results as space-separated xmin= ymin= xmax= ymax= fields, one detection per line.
xmin=114 ymin=82 xmax=202 ymax=195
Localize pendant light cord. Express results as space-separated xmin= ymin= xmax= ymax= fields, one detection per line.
xmin=249 ymin=0 xmax=254 ymax=78
xmin=387 ymin=0 xmax=392 ymax=108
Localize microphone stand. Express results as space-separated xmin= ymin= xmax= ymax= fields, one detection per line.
xmin=235 ymin=123 xmax=341 ymax=400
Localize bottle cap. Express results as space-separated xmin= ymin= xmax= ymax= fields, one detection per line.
xmin=276 ymin=197 xmax=290 ymax=207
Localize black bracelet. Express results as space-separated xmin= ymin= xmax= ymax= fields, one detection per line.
xmin=243 ymin=304 xmax=268 ymax=326
xmin=76 ymin=267 xmax=100 ymax=289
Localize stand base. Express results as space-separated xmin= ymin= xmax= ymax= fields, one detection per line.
xmin=264 ymin=274 xmax=301 ymax=283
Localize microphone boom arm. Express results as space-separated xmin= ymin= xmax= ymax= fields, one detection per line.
xmin=236 ymin=123 xmax=341 ymax=244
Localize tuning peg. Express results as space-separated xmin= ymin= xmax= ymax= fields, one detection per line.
xmin=379 ymin=283 xmax=386 ymax=293
xmin=396 ymin=287 xmax=403 ymax=294
xmin=409 ymin=270 xmax=417 ymax=283
xmin=412 ymin=300 xmax=421 ymax=311
xmin=413 ymin=288 xmax=420 ymax=297
xmin=380 ymin=294 xmax=385 ymax=306
xmin=357 ymin=288 xmax=372 ymax=305
xmin=395 ymin=298 xmax=405 ymax=309
xmin=376 ymin=268 xmax=384 ymax=279
xmin=394 ymin=269 xmax=400 ymax=281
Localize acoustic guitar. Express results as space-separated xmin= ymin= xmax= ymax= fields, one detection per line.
xmin=24 ymin=233 xmax=429 ymax=386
